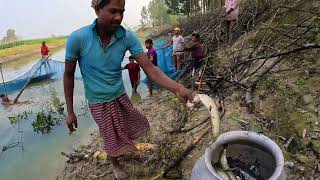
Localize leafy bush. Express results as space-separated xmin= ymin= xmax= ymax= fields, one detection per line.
xmin=32 ymin=111 xmax=55 ymax=135
xmin=8 ymin=111 xmax=32 ymax=125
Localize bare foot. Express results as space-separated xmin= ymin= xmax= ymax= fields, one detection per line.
xmin=113 ymin=165 xmax=127 ymax=179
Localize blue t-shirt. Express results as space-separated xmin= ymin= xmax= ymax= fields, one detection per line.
xmin=65 ymin=19 xmax=144 ymax=104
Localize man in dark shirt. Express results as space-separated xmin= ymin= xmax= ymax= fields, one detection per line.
xmin=124 ymin=56 xmax=140 ymax=93
xmin=145 ymin=39 xmax=157 ymax=66
xmin=145 ymin=39 xmax=158 ymax=95
xmin=176 ymin=33 xmax=205 ymax=81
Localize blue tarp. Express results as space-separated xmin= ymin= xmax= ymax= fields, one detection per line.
xmin=0 ymin=59 xmax=81 ymax=94
xmin=143 ymin=39 xmax=178 ymax=84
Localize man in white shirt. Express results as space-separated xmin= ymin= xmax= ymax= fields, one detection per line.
xmin=163 ymin=27 xmax=185 ymax=70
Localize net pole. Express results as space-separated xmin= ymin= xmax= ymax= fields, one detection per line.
xmin=0 ymin=63 xmax=8 ymax=97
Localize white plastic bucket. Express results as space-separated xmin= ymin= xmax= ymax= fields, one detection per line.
xmin=191 ymin=131 xmax=286 ymax=180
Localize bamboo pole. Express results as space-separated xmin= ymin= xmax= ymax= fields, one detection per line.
xmin=0 ymin=63 xmax=8 ymax=97
xmin=13 ymin=56 xmax=51 ymax=104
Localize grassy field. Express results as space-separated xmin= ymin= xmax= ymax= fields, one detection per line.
xmin=0 ymin=37 xmax=67 ymax=59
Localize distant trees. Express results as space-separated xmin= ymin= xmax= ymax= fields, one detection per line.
xmin=149 ymin=0 xmax=172 ymax=27
xmin=140 ymin=6 xmax=151 ymax=28
xmin=140 ymin=0 xmax=226 ymax=28
xmin=140 ymin=0 xmax=178 ymax=28
xmin=165 ymin=0 xmax=191 ymax=16
xmin=165 ymin=0 xmax=225 ymax=16
xmin=1 ymin=29 xmax=18 ymax=43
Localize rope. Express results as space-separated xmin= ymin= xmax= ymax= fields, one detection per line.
xmin=0 ymin=63 xmax=8 ymax=97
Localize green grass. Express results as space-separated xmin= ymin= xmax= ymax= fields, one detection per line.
xmin=0 ymin=36 xmax=67 ymax=59
xmin=0 ymin=36 xmax=67 ymax=50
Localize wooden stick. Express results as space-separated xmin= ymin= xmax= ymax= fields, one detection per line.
xmin=0 ymin=63 xmax=8 ymax=97
xmin=152 ymin=127 xmax=211 ymax=179
xmin=181 ymin=116 xmax=210 ymax=132
xmin=198 ymin=58 xmax=209 ymax=91
xmin=13 ymin=56 xmax=51 ymax=104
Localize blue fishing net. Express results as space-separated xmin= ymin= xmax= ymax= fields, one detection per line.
xmin=142 ymin=39 xmax=179 ymax=85
xmin=0 ymin=59 xmax=81 ymax=94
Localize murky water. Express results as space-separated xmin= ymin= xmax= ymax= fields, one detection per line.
xmin=0 ymin=49 xmax=148 ymax=180
xmin=213 ymin=142 xmax=276 ymax=180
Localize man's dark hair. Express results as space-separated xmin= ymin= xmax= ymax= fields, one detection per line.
xmin=192 ymin=33 xmax=200 ymax=40
xmin=96 ymin=0 xmax=125 ymax=10
xmin=0 ymin=94 xmax=5 ymax=98
xmin=145 ymin=39 xmax=153 ymax=45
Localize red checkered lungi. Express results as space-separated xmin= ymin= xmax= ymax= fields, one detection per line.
xmin=89 ymin=94 xmax=150 ymax=156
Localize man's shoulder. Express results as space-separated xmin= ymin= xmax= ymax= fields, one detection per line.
xmin=69 ymin=25 xmax=92 ymax=38
xmin=124 ymin=30 xmax=138 ymax=40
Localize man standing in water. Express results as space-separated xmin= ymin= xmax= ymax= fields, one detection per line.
xmin=40 ymin=41 xmax=50 ymax=59
xmin=123 ymin=56 xmax=140 ymax=93
xmin=63 ymin=0 xmax=193 ymax=179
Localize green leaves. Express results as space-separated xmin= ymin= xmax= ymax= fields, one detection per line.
xmin=32 ymin=111 xmax=55 ymax=135
xmin=149 ymin=0 xmax=175 ymax=26
xmin=165 ymin=0 xmax=190 ymax=15
xmin=8 ymin=111 xmax=32 ymax=125
xmin=7 ymin=89 xmax=65 ymax=135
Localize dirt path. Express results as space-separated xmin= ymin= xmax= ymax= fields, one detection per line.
xmin=58 ymin=78 xmax=320 ymax=179
xmin=58 ymin=91 xmax=216 ymax=179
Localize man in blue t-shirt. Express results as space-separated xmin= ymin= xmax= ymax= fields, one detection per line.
xmin=63 ymin=0 xmax=193 ymax=178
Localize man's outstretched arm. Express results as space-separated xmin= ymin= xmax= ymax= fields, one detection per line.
xmin=134 ymin=53 xmax=193 ymax=102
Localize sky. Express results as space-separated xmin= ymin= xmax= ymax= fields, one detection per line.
xmin=0 ymin=0 xmax=151 ymax=40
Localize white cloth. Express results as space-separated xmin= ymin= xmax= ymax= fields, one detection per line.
xmin=172 ymin=35 xmax=184 ymax=53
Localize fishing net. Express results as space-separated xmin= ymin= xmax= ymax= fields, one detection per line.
xmin=0 ymin=59 xmax=81 ymax=94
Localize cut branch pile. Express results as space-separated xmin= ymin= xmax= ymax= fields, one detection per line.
xmin=180 ymin=0 xmax=320 ymax=113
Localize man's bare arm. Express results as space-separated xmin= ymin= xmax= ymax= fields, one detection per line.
xmin=64 ymin=61 xmax=78 ymax=132
xmin=149 ymin=55 xmax=154 ymax=62
xmin=163 ymin=39 xmax=173 ymax=48
xmin=64 ymin=61 xmax=76 ymax=114
xmin=134 ymin=53 xmax=193 ymax=101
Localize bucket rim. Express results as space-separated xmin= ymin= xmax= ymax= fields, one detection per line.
xmin=204 ymin=131 xmax=285 ymax=180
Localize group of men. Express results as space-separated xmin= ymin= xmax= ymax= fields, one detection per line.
xmin=125 ymin=0 xmax=242 ymax=94
xmin=124 ymin=28 xmax=206 ymax=96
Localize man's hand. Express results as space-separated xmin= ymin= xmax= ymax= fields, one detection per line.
xmin=176 ymin=85 xmax=194 ymax=104
xmin=66 ymin=113 xmax=78 ymax=133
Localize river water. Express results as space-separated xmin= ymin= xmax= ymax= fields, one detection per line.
xmin=0 ymin=49 xmax=148 ymax=180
